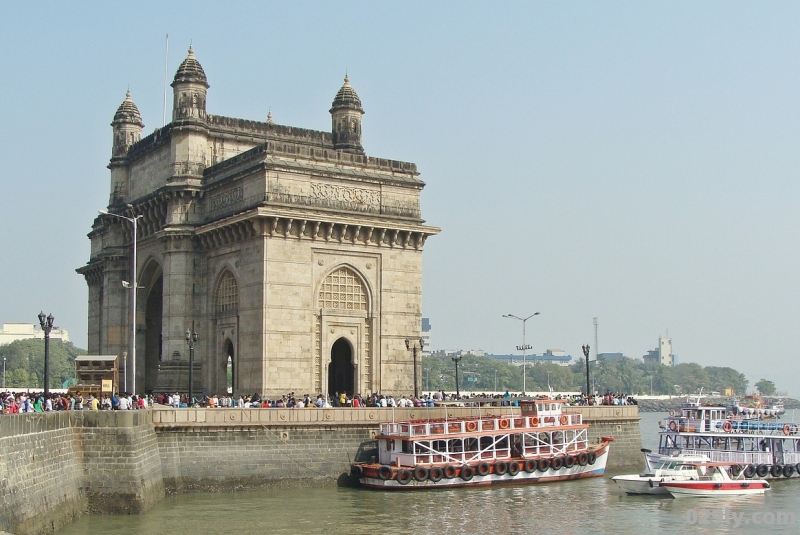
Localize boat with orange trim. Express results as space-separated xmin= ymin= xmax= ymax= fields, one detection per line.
xmin=659 ymin=462 xmax=771 ymax=498
xmin=351 ymin=399 xmax=614 ymax=489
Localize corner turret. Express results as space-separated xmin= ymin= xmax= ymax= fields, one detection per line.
xmin=111 ymin=90 xmax=144 ymax=158
xmin=330 ymin=74 xmax=364 ymax=154
xmin=171 ymin=45 xmax=209 ymax=123
xmin=108 ymin=90 xmax=144 ymax=205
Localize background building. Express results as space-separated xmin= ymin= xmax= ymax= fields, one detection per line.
xmin=0 ymin=323 xmax=70 ymax=346
xmin=78 ymin=47 xmax=439 ymax=397
xmin=488 ymin=349 xmax=572 ymax=366
xmin=643 ymin=336 xmax=674 ymax=366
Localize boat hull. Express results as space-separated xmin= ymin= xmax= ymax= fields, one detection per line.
xmin=357 ymin=447 xmax=609 ymax=490
xmin=661 ymin=481 xmax=769 ymax=498
xmin=611 ymin=475 xmax=670 ymax=495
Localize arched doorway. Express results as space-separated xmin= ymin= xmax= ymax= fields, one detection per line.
xmin=225 ymin=339 xmax=234 ymax=394
xmin=328 ymin=337 xmax=354 ymax=398
xmin=144 ymin=274 xmax=163 ymax=393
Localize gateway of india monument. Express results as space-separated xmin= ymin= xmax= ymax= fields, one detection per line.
xmin=77 ymin=47 xmax=439 ymax=398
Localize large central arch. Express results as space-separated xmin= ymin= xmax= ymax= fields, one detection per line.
xmin=328 ymin=338 xmax=354 ymax=397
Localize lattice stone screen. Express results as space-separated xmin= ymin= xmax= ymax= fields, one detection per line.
xmin=216 ymin=271 xmax=238 ymax=315
xmin=318 ymin=267 xmax=367 ymax=310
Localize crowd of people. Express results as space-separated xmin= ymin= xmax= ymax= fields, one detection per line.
xmin=2 ymin=388 xmax=637 ymax=414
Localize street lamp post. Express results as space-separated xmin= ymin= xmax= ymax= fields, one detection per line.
xmin=186 ymin=322 xmax=198 ymax=406
xmin=451 ymin=356 xmax=462 ymax=398
xmin=582 ymin=344 xmax=591 ymax=397
xmin=3 ymin=356 xmax=6 ymax=390
xmin=405 ymin=337 xmax=424 ymax=399
xmin=37 ymin=312 xmax=54 ymax=395
xmin=99 ymin=207 xmax=143 ymax=394
xmin=502 ymin=312 xmax=540 ymax=395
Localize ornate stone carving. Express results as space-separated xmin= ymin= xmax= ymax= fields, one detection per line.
xmin=210 ymin=187 xmax=244 ymax=211
xmin=310 ymin=183 xmax=379 ymax=207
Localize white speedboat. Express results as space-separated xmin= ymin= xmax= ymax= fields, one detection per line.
xmin=612 ymin=449 xmax=710 ymax=495
xmin=660 ymin=462 xmax=770 ymax=498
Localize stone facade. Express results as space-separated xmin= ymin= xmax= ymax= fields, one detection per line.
xmin=78 ymin=47 xmax=440 ymax=397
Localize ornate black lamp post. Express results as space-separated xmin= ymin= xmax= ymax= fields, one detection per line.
xmin=185 ymin=322 xmax=198 ymax=406
xmin=38 ymin=312 xmax=54 ymax=395
xmin=582 ymin=344 xmax=591 ymax=397
xmin=451 ymin=355 xmax=463 ymax=398
xmin=405 ymin=337 xmax=425 ymax=398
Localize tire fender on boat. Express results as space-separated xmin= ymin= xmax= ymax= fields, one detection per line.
xmin=396 ymin=469 xmax=412 ymax=485
xmin=743 ymin=465 xmax=756 ymax=479
xmin=524 ymin=459 xmax=537 ymax=473
xmin=564 ymin=455 xmax=575 ymax=468
xmin=551 ymin=456 xmax=563 ymax=470
xmin=378 ymin=465 xmax=393 ymax=480
xmin=782 ymin=464 xmax=795 ymax=478
xmin=508 ymin=461 xmax=520 ymax=476
xmin=770 ymin=464 xmax=783 ymax=478
xmin=577 ymin=452 xmax=588 ymax=466
xmin=587 ymin=451 xmax=597 ymax=465
xmin=476 ymin=462 xmax=490 ymax=476
xmin=443 ymin=465 xmax=457 ymax=479
xmin=495 ymin=461 xmax=508 ymax=475
xmin=756 ymin=464 xmax=769 ymax=478
xmin=537 ymin=458 xmax=550 ymax=472
xmin=460 ymin=465 xmax=474 ymax=481
xmin=413 ymin=466 xmax=429 ymax=482
xmin=429 ymin=467 xmax=444 ymax=482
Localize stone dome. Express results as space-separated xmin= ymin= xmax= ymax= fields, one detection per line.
xmin=330 ymin=75 xmax=363 ymax=111
xmin=173 ymin=45 xmax=209 ymax=87
xmin=112 ymin=90 xmax=144 ymax=127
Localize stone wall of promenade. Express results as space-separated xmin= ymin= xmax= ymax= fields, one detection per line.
xmin=153 ymin=404 xmax=642 ymax=492
xmin=0 ymin=405 xmax=639 ymax=534
xmin=0 ymin=411 xmax=164 ymax=535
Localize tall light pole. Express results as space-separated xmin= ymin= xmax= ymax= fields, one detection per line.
xmin=37 ymin=312 xmax=54 ymax=395
xmin=582 ymin=344 xmax=591 ymax=397
xmin=503 ymin=312 xmax=540 ymax=395
xmin=405 ymin=337 xmax=424 ymax=399
xmin=99 ymin=207 xmax=143 ymax=394
xmin=451 ymin=355 xmax=462 ymax=398
xmin=186 ymin=322 xmax=198 ymax=406
xmin=3 ymin=356 xmax=6 ymax=390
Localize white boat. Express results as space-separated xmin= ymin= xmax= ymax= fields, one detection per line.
xmin=652 ymin=395 xmax=800 ymax=479
xmin=659 ymin=462 xmax=771 ymax=498
xmin=352 ymin=399 xmax=614 ymax=489
xmin=612 ymin=449 xmax=711 ymax=495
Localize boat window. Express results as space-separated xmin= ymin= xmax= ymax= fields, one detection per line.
xmin=402 ymin=441 xmax=412 ymax=454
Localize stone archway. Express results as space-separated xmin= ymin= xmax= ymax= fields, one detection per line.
xmin=328 ymin=337 xmax=354 ymax=398
xmin=144 ymin=274 xmax=163 ymax=393
xmin=225 ymin=339 xmax=234 ymax=394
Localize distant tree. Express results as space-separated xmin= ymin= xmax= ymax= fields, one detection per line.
xmin=0 ymin=338 xmax=85 ymax=389
xmin=755 ymin=378 xmax=777 ymax=396
xmin=705 ymin=366 xmax=748 ymax=395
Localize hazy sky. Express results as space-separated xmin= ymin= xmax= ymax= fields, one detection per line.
xmin=1 ymin=2 xmax=799 ymax=396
